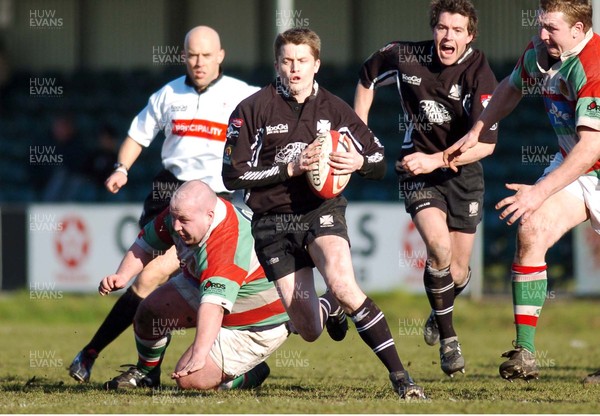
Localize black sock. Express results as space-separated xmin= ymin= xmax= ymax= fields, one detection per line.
xmin=319 ymin=291 xmax=340 ymax=323
xmin=84 ymin=287 xmax=144 ymax=354
xmin=350 ymin=297 xmax=404 ymax=373
xmin=424 ymin=262 xmax=456 ymax=340
xmin=454 ymin=267 xmax=471 ymax=299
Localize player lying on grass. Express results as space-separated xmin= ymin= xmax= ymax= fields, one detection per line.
xmin=444 ymin=0 xmax=600 ymax=384
xmin=98 ymin=180 xmax=290 ymax=390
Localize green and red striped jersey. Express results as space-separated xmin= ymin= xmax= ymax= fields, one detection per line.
xmin=136 ymin=198 xmax=288 ymax=330
xmin=510 ymin=30 xmax=600 ymax=174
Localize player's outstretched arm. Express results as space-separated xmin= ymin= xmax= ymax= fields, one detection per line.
xmin=98 ymin=243 xmax=152 ymax=295
xmin=171 ymin=302 xmax=224 ymax=378
xmin=444 ymin=77 xmax=522 ymax=170
xmin=105 ymin=136 xmax=144 ymax=193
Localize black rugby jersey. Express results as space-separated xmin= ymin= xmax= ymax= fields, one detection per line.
xmin=359 ymin=40 xmax=498 ymax=158
xmin=222 ymin=81 xmax=386 ymax=215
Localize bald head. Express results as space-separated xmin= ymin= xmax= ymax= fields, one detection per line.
xmin=184 ymin=26 xmax=225 ymax=89
xmin=185 ymin=26 xmax=221 ymax=51
xmin=171 ymin=180 xmax=217 ymax=212
xmin=170 ymin=180 xmax=217 ymax=245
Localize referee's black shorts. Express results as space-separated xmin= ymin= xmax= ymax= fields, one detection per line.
xmin=251 ymin=196 xmax=350 ymax=282
xmin=397 ymin=162 xmax=484 ymax=234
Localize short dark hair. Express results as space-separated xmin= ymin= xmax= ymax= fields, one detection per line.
xmin=540 ymin=0 xmax=593 ymax=31
xmin=429 ymin=0 xmax=479 ymax=40
xmin=274 ymin=28 xmax=321 ymax=61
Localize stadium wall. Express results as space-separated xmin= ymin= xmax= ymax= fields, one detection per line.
xmin=20 ymin=203 xmax=482 ymax=295
xmin=3 ymin=0 xmax=542 ymax=72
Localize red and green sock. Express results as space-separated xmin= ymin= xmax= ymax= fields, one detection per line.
xmin=512 ymin=263 xmax=547 ymax=353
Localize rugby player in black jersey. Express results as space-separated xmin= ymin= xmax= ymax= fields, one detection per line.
xmin=222 ymin=28 xmax=426 ymax=399
xmin=355 ymin=0 xmax=498 ymax=377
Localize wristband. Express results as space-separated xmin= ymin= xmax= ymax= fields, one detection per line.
xmin=114 ymin=167 xmax=128 ymax=176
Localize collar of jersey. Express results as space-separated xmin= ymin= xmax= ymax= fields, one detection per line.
xmin=560 ymin=29 xmax=594 ymax=61
xmin=197 ymin=198 xmax=227 ymax=247
xmin=184 ymin=68 xmax=224 ymax=94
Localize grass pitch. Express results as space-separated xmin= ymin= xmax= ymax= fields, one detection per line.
xmin=1 ymin=290 xmax=599 ymax=413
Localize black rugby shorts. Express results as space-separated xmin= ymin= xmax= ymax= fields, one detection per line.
xmin=398 ymin=162 xmax=484 ymax=233
xmin=252 ymin=197 xmax=350 ymax=281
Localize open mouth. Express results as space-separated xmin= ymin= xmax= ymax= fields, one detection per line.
xmin=440 ymin=44 xmax=456 ymax=57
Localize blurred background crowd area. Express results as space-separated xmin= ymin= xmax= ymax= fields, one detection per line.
xmin=0 ymin=0 xmax=576 ymax=290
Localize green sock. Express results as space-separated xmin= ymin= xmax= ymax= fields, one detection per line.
xmin=219 ymin=362 xmax=270 ymax=390
xmin=135 ymin=333 xmax=171 ymax=374
xmin=512 ymin=264 xmax=548 ymax=353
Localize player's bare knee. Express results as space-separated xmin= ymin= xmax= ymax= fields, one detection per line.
xmin=425 ymin=242 xmax=452 ymax=269
xmin=295 ymin=322 xmax=322 ymax=342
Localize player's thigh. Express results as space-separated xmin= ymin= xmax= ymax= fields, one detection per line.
xmin=517 ymin=188 xmax=588 ymax=258
xmin=308 ymin=235 xmax=366 ymax=311
xmin=134 ymin=274 xmax=197 ymax=334
xmin=131 ymin=245 xmax=179 ymax=297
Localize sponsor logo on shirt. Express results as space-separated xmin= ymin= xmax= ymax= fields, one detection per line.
xmin=401 ymin=73 xmax=422 ymax=86
xmin=170 ymin=104 xmax=188 ymax=112
xmin=171 ymin=119 xmax=227 ymax=141
xmin=448 ymin=84 xmax=462 ymax=100
xmin=586 ymin=100 xmax=600 ymax=118
xmin=204 ymin=280 xmax=226 ymax=293
xmin=267 ymin=257 xmax=280 ymax=265
xmin=275 ymin=142 xmax=307 ymax=164
xmin=266 ymin=123 xmax=289 ymax=135
xmin=420 ymin=100 xmax=452 ymax=124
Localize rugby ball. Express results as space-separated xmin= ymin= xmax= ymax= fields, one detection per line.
xmin=306 ymin=130 xmax=351 ymax=199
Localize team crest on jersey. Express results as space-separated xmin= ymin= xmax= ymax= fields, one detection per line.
xmin=448 ymin=84 xmax=462 ymax=100
xmin=317 ymin=119 xmax=331 ymax=133
xmin=420 ymin=100 xmax=452 ymax=124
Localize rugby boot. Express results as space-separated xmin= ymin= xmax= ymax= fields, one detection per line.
xmin=583 ymin=369 xmax=600 ymax=384
xmin=423 ymin=310 xmax=440 ymax=346
xmin=389 ymin=370 xmax=427 ymax=400
xmin=103 ymin=365 xmax=161 ymax=390
xmin=325 ymin=306 xmax=348 ymax=342
xmin=68 ymin=349 xmax=98 ymax=382
xmin=499 ymin=344 xmax=539 ymax=382
xmin=439 ymin=339 xmax=465 ymax=377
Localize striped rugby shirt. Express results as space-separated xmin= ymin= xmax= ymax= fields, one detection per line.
xmin=135 ymin=198 xmax=288 ymax=330
xmin=510 ymin=29 xmax=600 ymax=174
xmin=128 ymin=74 xmax=259 ymax=192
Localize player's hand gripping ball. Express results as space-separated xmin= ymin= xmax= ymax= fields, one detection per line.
xmin=306 ymin=130 xmax=351 ymax=199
